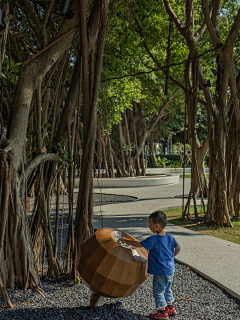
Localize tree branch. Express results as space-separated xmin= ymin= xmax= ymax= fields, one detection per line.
xmin=19 ymin=4 xmax=42 ymax=46
xmin=163 ymin=0 xmax=186 ymax=38
xmin=185 ymin=0 xmax=193 ymax=31
xmin=42 ymin=0 xmax=55 ymax=28
xmin=21 ymin=26 xmax=79 ymax=69
xmin=212 ymin=0 xmax=221 ymax=32
xmin=197 ymin=60 xmax=216 ymax=115
xmin=194 ymin=2 xmax=213 ymax=42
xmin=148 ymin=89 xmax=180 ymax=134
xmin=34 ymin=84 xmax=43 ymax=154
xmin=202 ymin=0 xmax=223 ymax=57
xmin=198 ymin=97 xmax=206 ymax=106
xmin=8 ymin=1 xmax=80 ymax=171
xmin=201 ymin=136 xmax=209 ymax=156
xmin=165 ymin=20 xmax=173 ymax=95
xmin=25 ymin=153 xmax=60 ymax=179
xmin=132 ymin=14 xmax=188 ymax=93
xmin=23 ymin=0 xmax=42 ymax=29
xmin=0 ymin=4 xmax=10 ymax=74
xmin=3 ymin=145 xmax=12 ymax=153
xmin=9 ymin=32 xmax=22 ymax=63
xmin=53 ymin=0 xmax=103 ymax=147
xmin=13 ymin=16 xmax=31 ymax=58
xmin=225 ymin=9 xmax=240 ymax=51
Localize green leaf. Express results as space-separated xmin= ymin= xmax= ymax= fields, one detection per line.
xmin=44 ymin=136 xmax=50 ymax=146
xmin=75 ymin=276 xmax=80 ymax=284
xmin=63 ymin=161 xmax=69 ymax=168
xmin=10 ymin=75 xmax=18 ymax=85
xmin=44 ymin=123 xmax=52 ymax=128
xmin=0 ymin=73 xmax=7 ymax=79
xmin=28 ymin=130 xmax=36 ymax=135
xmin=10 ymin=59 xmax=14 ymax=68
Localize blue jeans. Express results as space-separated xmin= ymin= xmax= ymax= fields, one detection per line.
xmin=153 ymin=273 xmax=174 ymax=309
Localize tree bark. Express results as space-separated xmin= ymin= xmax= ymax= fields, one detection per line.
xmin=150 ymin=134 xmax=159 ymax=168
xmin=0 ymin=1 xmax=81 ymax=296
xmin=74 ymin=0 xmax=110 ymax=276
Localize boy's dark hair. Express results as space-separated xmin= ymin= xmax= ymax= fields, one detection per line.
xmin=149 ymin=211 xmax=167 ymax=228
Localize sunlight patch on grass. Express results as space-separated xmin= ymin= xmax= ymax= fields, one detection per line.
xmin=180 ymin=174 xmax=209 ymax=179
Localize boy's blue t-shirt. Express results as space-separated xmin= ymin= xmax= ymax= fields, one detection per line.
xmin=140 ymin=233 xmax=178 ymax=276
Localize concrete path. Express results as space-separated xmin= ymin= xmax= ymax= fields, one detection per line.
xmin=92 ymin=178 xmax=240 ymax=300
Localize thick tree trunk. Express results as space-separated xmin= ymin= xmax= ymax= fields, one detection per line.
xmin=108 ymin=134 xmax=115 ymax=178
xmin=150 ymin=135 xmax=159 ymax=168
xmin=0 ymin=152 xmax=40 ymax=293
xmin=74 ymin=0 xmax=110 ymax=277
xmin=103 ymin=139 xmax=109 ymax=178
xmin=118 ymin=121 xmax=128 ymax=176
xmin=193 ymin=140 xmax=209 ymax=198
xmin=205 ymin=57 xmax=234 ymax=227
xmin=0 ymin=1 xmax=80 ymax=301
xmin=202 ymin=0 xmax=240 ymax=226
xmin=182 ymin=58 xmax=208 ymax=217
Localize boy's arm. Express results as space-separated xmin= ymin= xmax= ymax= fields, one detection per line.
xmin=174 ymin=245 xmax=181 ymax=257
xmin=120 ymin=237 xmax=143 ymax=248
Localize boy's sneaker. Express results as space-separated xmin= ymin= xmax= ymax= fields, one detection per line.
xmin=165 ymin=306 xmax=176 ymax=316
xmin=149 ymin=311 xmax=168 ymax=319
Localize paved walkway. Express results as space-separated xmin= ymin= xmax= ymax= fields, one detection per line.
xmin=92 ymin=178 xmax=240 ymax=300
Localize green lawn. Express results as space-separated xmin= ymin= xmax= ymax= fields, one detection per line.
xmin=180 ymin=174 xmax=209 ymax=179
xmin=164 ymin=207 xmax=240 ymax=245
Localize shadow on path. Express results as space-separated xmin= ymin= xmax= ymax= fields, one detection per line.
xmin=93 ymin=215 xmax=206 ymax=241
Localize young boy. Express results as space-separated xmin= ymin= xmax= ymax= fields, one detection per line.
xmin=121 ymin=210 xmax=180 ymax=319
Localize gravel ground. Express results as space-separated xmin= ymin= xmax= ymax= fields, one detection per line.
xmin=1 ymin=263 xmax=239 ymax=320
xmin=0 ymin=193 xmax=239 ymax=319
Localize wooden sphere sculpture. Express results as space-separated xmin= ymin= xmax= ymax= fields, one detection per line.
xmin=78 ymin=227 xmax=148 ymax=308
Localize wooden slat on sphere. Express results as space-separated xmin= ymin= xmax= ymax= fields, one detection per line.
xmin=78 ymin=227 xmax=148 ymax=301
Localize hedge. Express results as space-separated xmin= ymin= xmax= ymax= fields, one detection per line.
xmin=147 ymin=154 xmax=209 ymax=168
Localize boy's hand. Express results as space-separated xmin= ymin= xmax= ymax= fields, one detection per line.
xmin=120 ymin=237 xmax=128 ymax=244
xmin=120 ymin=237 xmax=142 ymax=248
xmin=174 ymin=245 xmax=181 ymax=257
